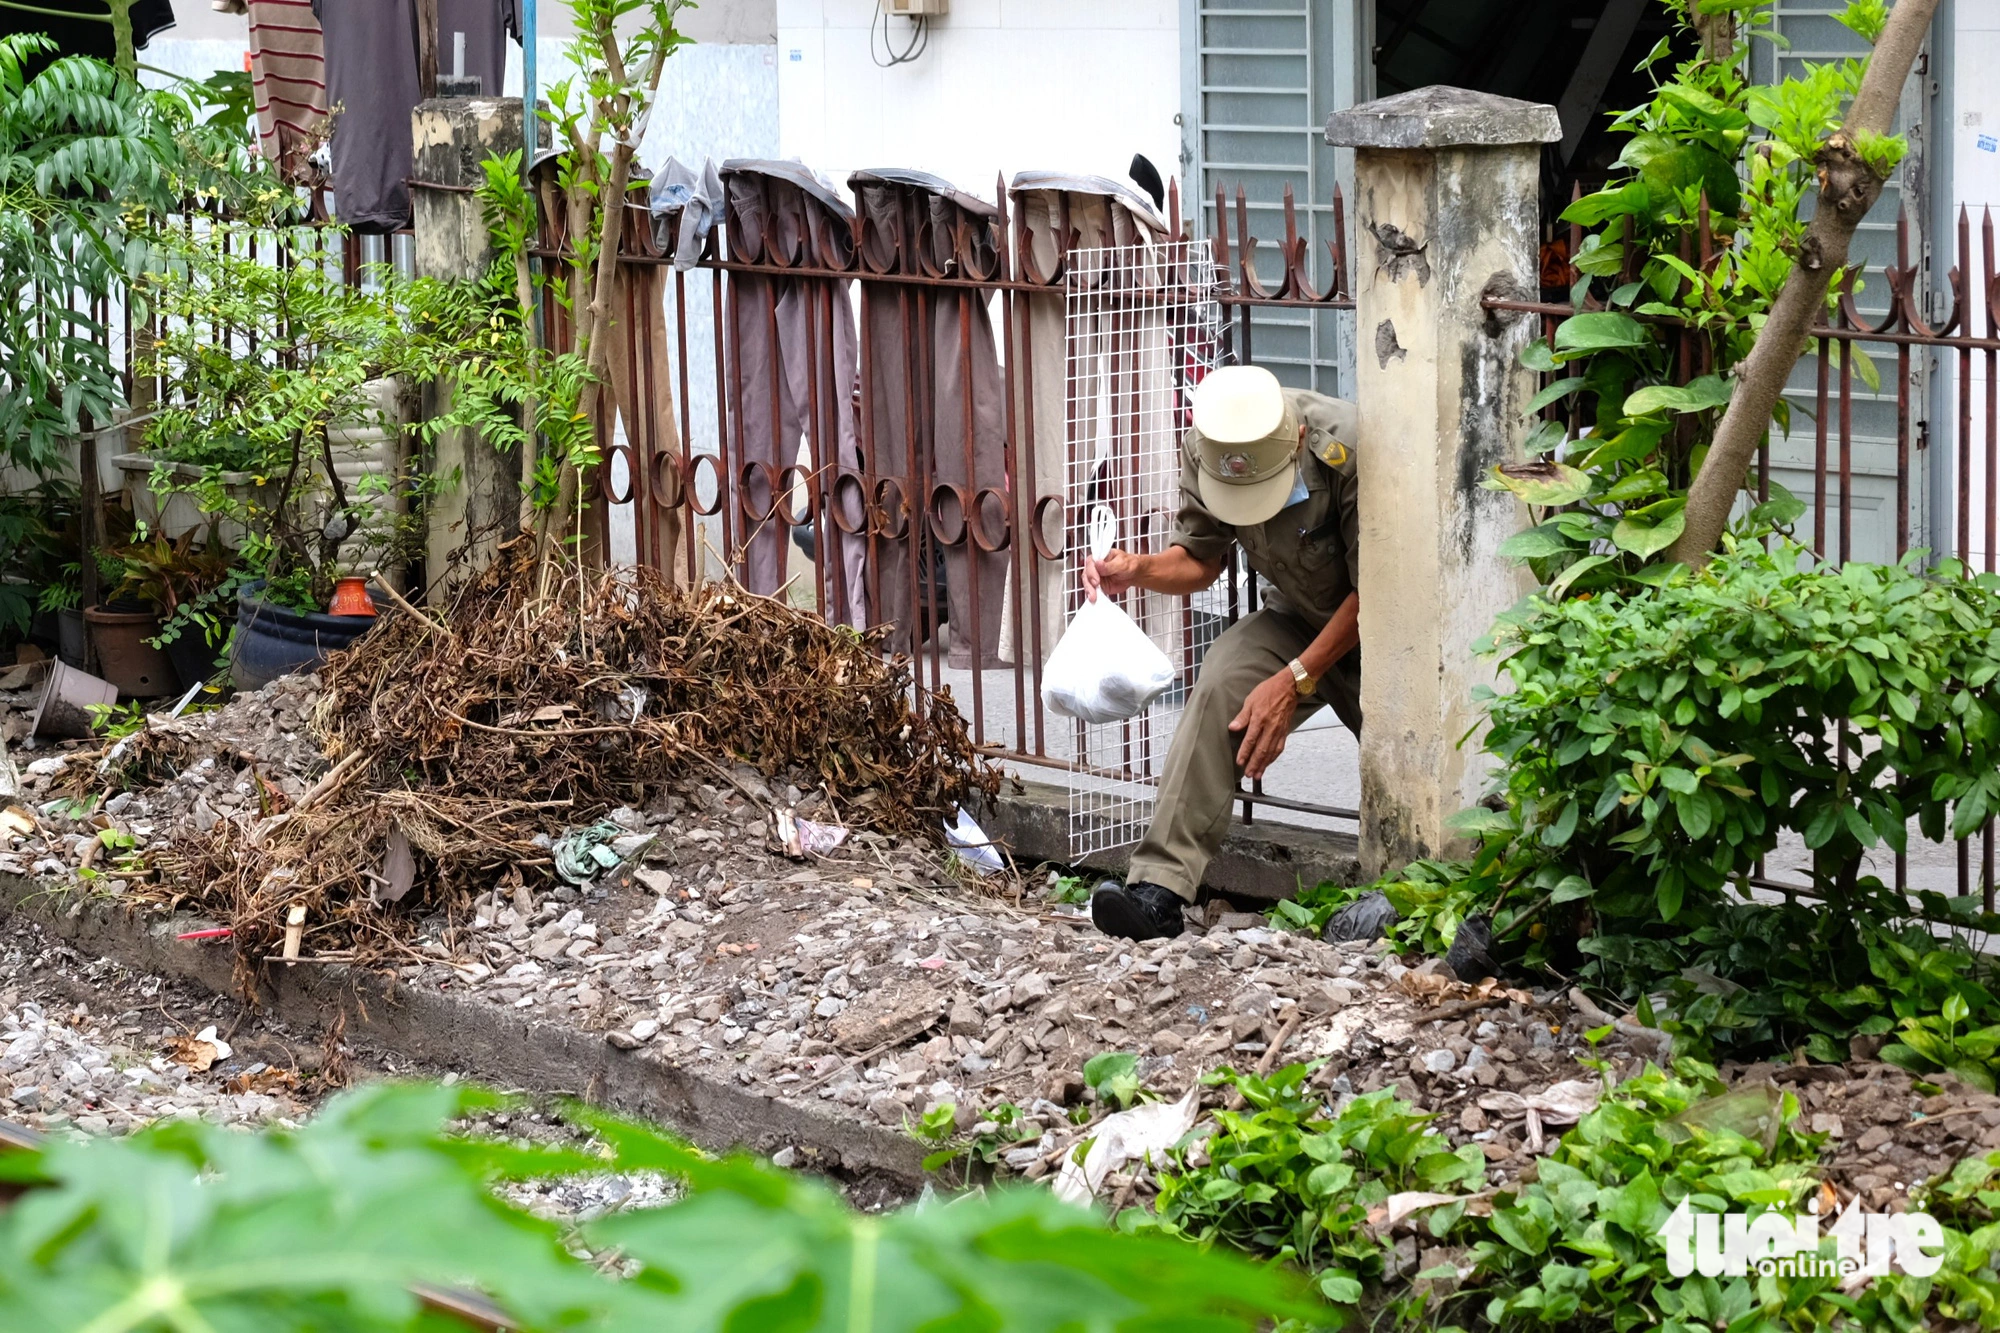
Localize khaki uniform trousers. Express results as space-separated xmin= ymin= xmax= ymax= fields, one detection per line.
xmin=1125 ymin=607 xmax=1362 ymax=902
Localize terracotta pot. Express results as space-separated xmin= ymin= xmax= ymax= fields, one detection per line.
xmin=328 ymin=576 xmax=377 ymax=617
xmin=83 ymin=605 xmax=180 ymax=699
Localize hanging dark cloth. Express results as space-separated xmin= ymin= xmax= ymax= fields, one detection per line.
xmin=314 ymin=0 xmax=518 ymax=233
xmin=719 ymin=159 xmax=867 ymax=629
xmin=848 ymin=168 xmax=1009 ymax=667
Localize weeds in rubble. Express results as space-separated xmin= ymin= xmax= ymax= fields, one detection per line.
xmin=1124 ymin=1063 xmax=1485 ymax=1312
xmin=1114 ymin=1057 xmax=2000 ymax=1332
xmin=1432 ymin=1063 xmax=2000 ymax=1333
xmin=1272 ymin=859 xmax=1504 ymax=960
xmin=0 ymin=1079 xmax=1321 ymax=1330
xmin=911 ymin=1102 xmax=957 ymax=1152
xmin=918 ymin=1101 xmax=1045 ymax=1183
xmin=1083 ymin=1052 xmax=1149 ymax=1112
xmin=136 ymin=542 xmax=1000 ymax=992
xmin=1049 ymin=873 xmax=1091 ymax=907
xmin=1442 ymin=1065 xmax=1816 ymax=1331
xmin=82 ymin=701 xmax=148 ymax=741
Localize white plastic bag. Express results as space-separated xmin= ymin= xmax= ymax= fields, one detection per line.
xmin=1040 ymin=596 xmax=1175 ymax=724
xmin=943 ymin=807 xmax=1006 ymax=875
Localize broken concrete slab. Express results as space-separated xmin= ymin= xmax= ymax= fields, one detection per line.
xmin=828 ymin=982 xmax=947 ymax=1052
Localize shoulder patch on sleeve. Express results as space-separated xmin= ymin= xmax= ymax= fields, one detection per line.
xmin=1310 ymin=430 xmax=1350 ymax=470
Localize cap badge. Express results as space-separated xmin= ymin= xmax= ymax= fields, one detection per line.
xmin=1218 ymin=451 xmax=1254 ymax=478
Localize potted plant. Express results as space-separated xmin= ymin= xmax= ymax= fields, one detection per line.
xmin=40 ymin=563 xmax=85 ymax=667
xmin=82 ymin=531 xmax=233 ymax=697
xmin=133 ymin=210 xmax=423 ymax=688
xmin=98 ymin=530 xmax=240 ymax=691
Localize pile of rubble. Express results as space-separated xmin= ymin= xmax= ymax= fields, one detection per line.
xmin=0 ymin=671 xmax=323 ymax=884
xmin=262 ymin=757 xmax=1658 ymax=1190
xmin=7 ymin=567 xmax=2000 ymax=1217
xmin=2 ymin=669 xmax=1668 ymax=1190
xmin=0 ymin=917 xmax=677 ymax=1228
xmin=1768 ymin=1060 xmax=2000 ymax=1209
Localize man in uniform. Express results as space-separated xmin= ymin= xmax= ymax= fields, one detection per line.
xmin=1084 ymin=365 xmax=1360 ymax=941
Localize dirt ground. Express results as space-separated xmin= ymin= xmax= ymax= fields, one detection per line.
xmin=6 ymin=671 xmax=2000 ymax=1214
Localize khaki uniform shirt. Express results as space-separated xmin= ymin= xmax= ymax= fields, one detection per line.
xmin=1168 ymin=387 xmax=1360 ymax=627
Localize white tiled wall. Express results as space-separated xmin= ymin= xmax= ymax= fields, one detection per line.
xmin=776 ymin=0 xmax=1182 ymax=205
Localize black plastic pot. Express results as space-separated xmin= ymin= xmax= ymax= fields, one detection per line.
xmin=232 ymin=580 xmax=380 ymax=693
xmin=56 ymin=607 xmax=85 ymax=666
xmin=163 ymin=624 xmax=225 ymax=694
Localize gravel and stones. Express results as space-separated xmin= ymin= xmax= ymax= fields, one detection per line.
xmin=11 ymin=668 xmax=2000 ymax=1216
xmin=0 ymin=917 xmax=324 ymax=1137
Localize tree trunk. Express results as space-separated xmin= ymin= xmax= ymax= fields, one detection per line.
xmin=535 ymin=146 xmax=632 ymax=559
xmin=1694 ymin=9 xmax=1735 ymax=63
xmin=513 ymin=247 xmax=539 ymax=530
xmin=1665 ymin=0 xmax=1940 ymax=568
xmin=105 ymin=0 xmax=135 ymax=76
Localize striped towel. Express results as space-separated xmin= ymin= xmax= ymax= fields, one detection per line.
xmin=247 ymin=0 xmax=330 ymax=177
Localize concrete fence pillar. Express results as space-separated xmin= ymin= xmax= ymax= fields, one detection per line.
xmin=1324 ymin=87 xmax=1559 ymax=879
xmin=411 ymin=96 xmax=531 ymax=596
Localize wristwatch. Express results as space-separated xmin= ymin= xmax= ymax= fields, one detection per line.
xmin=1287 ymin=657 xmax=1318 ymax=698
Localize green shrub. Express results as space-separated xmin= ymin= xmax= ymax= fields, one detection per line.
xmin=1473 ymin=540 xmax=2000 ymax=925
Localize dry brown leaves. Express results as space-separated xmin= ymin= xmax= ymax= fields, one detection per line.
xmin=163 ymin=1025 xmax=232 ymax=1071
xmin=222 ymin=1066 xmax=302 ymax=1095
xmin=153 ymin=543 xmax=999 ymax=990
xmin=314 ymin=544 xmax=996 ymax=839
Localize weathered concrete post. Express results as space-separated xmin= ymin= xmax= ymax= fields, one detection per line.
xmin=411 ymin=97 xmax=529 ymax=595
xmin=1324 ymin=87 xmax=1559 ymax=879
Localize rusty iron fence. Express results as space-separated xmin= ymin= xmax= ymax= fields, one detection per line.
xmin=537 ymin=170 xmax=2000 ymax=884
xmin=539 ymin=170 xmax=1365 ymax=835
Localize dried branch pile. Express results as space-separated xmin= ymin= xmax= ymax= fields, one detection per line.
xmin=155 ymin=546 xmax=999 ymax=986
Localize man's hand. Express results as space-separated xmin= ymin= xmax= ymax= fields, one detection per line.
xmin=1228 ymin=670 xmax=1299 ymax=780
xmin=1083 ymin=549 xmax=1143 ymax=602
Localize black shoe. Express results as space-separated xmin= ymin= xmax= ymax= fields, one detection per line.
xmin=1089 ymin=880 xmax=1186 ymax=941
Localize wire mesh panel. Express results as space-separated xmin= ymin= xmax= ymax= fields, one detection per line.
xmin=1063 ymin=240 xmax=1225 ymax=857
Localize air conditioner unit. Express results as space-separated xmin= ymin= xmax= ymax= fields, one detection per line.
xmin=882 ymin=0 xmax=947 ymax=14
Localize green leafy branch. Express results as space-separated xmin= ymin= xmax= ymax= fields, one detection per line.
xmin=0 ymin=1080 xmax=1320 ymax=1331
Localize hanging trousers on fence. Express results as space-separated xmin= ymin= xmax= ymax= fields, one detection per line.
xmin=605 ymin=258 xmax=685 ymax=581
xmin=722 ymin=162 xmax=867 ymax=627
xmin=851 ymin=170 xmax=1009 ymax=666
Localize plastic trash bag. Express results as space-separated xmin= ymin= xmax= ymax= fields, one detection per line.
xmin=944 ymin=806 xmax=1006 ymax=875
xmin=1040 ymin=596 xmax=1175 ymax=724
